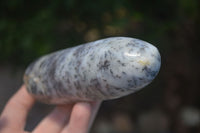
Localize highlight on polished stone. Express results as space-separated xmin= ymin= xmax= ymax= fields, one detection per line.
xmin=24 ymin=37 xmax=161 ymax=104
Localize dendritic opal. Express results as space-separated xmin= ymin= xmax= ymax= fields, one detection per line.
xmin=24 ymin=37 xmax=161 ymax=104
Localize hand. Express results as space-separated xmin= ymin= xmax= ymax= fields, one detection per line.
xmin=0 ymin=85 xmax=101 ymax=133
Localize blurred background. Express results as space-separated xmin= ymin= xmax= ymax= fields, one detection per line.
xmin=0 ymin=0 xmax=200 ymax=132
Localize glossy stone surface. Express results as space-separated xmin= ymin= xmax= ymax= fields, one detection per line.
xmin=24 ymin=37 xmax=161 ymax=104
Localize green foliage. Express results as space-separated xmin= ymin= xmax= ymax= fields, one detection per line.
xmin=0 ymin=0 xmax=199 ymax=67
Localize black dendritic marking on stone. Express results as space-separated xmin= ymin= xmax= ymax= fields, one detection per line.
xmin=110 ymin=69 xmax=113 ymax=75
xmin=90 ymin=78 xmax=107 ymax=97
xmin=104 ymin=52 xmax=108 ymax=58
xmin=54 ymin=81 xmax=65 ymax=93
xmin=48 ymin=61 xmax=56 ymax=81
xmin=142 ymin=66 xmax=158 ymax=79
xmin=99 ymin=60 xmax=110 ymax=70
xmin=73 ymin=45 xmax=85 ymax=57
xmin=117 ymin=60 xmax=126 ymax=66
xmin=74 ymin=81 xmax=81 ymax=90
xmin=151 ymin=53 xmax=161 ymax=63
xmin=139 ymin=47 xmax=146 ymax=53
xmin=30 ymin=82 xmax=37 ymax=94
xmin=122 ymin=71 xmax=127 ymax=75
xmin=107 ymin=50 xmax=112 ymax=56
xmin=127 ymin=79 xmax=136 ymax=88
xmin=115 ymin=74 xmax=121 ymax=79
xmin=74 ymin=75 xmax=78 ymax=78
xmin=157 ymin=54 xmax=161 ymax=62
xmin=126 ymin=42 xmax=136 ymax=47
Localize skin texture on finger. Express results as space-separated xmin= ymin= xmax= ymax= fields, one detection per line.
xmin=62 ymin=101 xmax=101 ymax=133
xmin=0 ymin=128 xmax=29 ymax=133
xmin=0 ymin=85 xmax=35 ymax=131
xmin=33 ymin=104 xmax=73 ymax=133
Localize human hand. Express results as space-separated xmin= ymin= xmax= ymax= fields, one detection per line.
xmin=0 ymin=85 xmax=101 ymax=133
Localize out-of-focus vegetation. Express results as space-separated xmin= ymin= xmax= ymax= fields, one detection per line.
xmin=1 ymin=0 xmax=199 ymax=67
xmin=1 ymin=0 xmax=200 ymax=133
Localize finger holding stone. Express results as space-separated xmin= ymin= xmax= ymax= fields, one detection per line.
xmin=0 ymin=85 xmax=35 ymax=130
xmin=33 ymin=104 xmax=73 ymax=133
xmin=62 ymin=101 xmax=101 ymax=133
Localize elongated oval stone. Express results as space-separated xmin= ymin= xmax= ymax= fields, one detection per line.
xmin=24 ymin=37 xmax=161 ymax=104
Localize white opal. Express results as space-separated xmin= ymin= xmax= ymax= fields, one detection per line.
xmin=24 ymin=37 xmax=161 ymax=104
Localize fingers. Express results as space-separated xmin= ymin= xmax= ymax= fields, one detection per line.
xmin=0 ymin=85 xmax=35 ymax=130
xmin=0 ymin=84 xmax=101 ymax=133
xmin=62 ymin=101 xmax=101 ymax=133
xmin=33 ymin=104 xmax=73 ymax=133
xmin=34 ymin=101 xmax=101 ymax=133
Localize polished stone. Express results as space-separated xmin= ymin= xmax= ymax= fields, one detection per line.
xmin=24 ymin=37 xmax=161 ymax=104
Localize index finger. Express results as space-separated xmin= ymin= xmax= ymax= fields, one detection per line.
xmin=0 ymin=85 xmax=35 ymax=130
